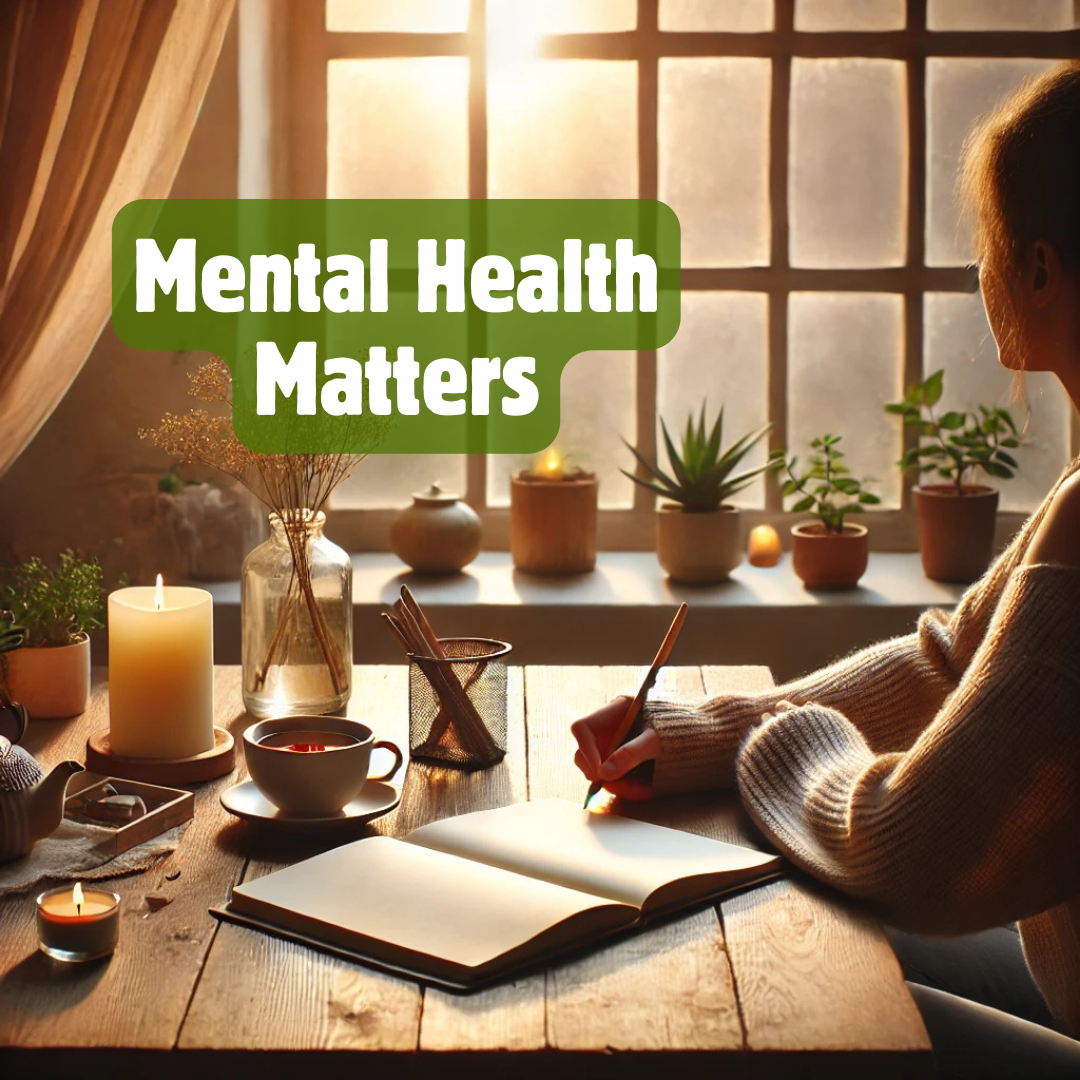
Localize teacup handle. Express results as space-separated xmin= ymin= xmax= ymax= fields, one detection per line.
xmin=368 ymin=740 xmax=404 ymax=782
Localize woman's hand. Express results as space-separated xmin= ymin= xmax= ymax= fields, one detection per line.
xmin=571 ymin=696 xmax=661 ymax=801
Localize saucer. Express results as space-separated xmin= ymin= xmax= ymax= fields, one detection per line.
xmin=220 ymin=780 xmax=400 ymax=832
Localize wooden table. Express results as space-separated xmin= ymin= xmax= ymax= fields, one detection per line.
xmin=0 ymin=665 xmax=930 ymax=1078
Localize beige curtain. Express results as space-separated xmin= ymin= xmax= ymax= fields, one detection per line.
xmin=0 ymin=0 xmax=235 ymax=478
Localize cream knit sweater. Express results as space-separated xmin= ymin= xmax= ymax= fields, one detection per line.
xmin=644 ymin=456 xmax=1080 ymax=1037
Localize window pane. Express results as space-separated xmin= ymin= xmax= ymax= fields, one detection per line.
xmin=659 ymin=0 xmax=774 ymax=31
xmin=327 ymin=59 xmax=469 ymax=198
xmin=488 ymin=0 xmax=635 ymax=36
xmin=488 ymin=61 xmax=637 ymax=198
xmin=926 ymin=58 xmax=1055 ymax=266
xmin=658 ymin=292 xmax=769 ymax=510
xmin=788 ymin=293 xmax=904 ymax=509
xmin=923 ymin=293 xmax=1071 ymax=512
xmin=326 ymin=0 xmax=470 ymax=32
xmin=928 ymin=0 xmax=1075 ymax=30
xmin=796 ymin=0 xmax=905 ymax=30
xmin=487 ymin=351 xmax=636 ymax=509
xmin=659 ymin=59 xmax=771 ymax=268
xmin=790 ymin=59 xmax=907 ymax=268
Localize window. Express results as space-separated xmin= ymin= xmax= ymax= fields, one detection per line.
xmin=280 ymin=0 xmax=1080 ymax=550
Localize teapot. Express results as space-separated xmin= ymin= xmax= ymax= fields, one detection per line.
xmin=0 ymin=736 xmax=84 ymax=861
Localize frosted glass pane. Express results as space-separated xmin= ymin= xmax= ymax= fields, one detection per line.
xmin=487 ymin=351 xmax=636 ymax=508
xmin=659 ymin=0 xmax=774 ymax=31
xmin=657 ymin=292 xmax=769 ymax=509
xmin=928 ymin=0 xmax=1075 ymax=30
xmin=788 ymin=293 xmax=904 ymax=509
xmin=926 ymin=59 xmax=1055 ymax=266
xmin=795 ymin=0 xmax=905 ymax=30
xmin=488 ymin=61 xmax=637 ymax=199
xmin=923 ymin=293 xmax=1071 ymax=512
xmin=659 ymin=59 xmax=771 ymax=268
xmin=790 ymin=59 xmax=907 ymax=268
xmin=327 ymin=59 xmax=468 ymax=198
xmin=326 ymin=0 xmax=468 ymax=32
xmin=487 ymin=0 xmax=635 ymax=37
xmin=333 ymin=455 xmax=468 ymax=510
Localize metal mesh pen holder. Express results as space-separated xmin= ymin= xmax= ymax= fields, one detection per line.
xmin=408 ymin=638 xmax=511 ymax=769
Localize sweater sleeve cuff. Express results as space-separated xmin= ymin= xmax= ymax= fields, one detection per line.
xmin=643 ymin=695 xmax=770 ymax=797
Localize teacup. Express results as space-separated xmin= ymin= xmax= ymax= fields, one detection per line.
xmin=243 ymin=716 xmax=404 ymax=816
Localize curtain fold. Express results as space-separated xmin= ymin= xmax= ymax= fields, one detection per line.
xmin=0 ymin=0 xmax=236 ymax=478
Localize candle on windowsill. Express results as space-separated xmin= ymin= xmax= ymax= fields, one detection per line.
xmin=748 ymin=525 xmax=782 ymax=567
xmin=36 ymin=882 xmax=120 ymax=962
xmin=511 ymin=448 xmax=598 ymax=575
xmin=108 ymin=575 xmax=215 ymax=759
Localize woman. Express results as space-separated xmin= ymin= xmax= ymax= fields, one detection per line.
xmin=573 ymin=62 xmax=1080 ymax=1077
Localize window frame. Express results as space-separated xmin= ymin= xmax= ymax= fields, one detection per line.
xmin=280 ymin=0 xmax=1080 ymax=552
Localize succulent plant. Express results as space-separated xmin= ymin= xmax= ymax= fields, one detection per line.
xmin=622 ymin=405 xmax=779 ymax=512
xmin=782 ymin=434 xmax=881 ymax=533
xmin=885 ymin=369 xmax=1021 ymax=497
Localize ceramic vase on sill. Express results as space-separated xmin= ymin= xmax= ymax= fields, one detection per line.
xmin=241 ymin=510 xmax=352 ymax=718
xmin=913 ymin=484 xmax=999 ymax=584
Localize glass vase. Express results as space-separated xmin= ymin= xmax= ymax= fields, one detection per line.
xmin=241 ymin=510 xmax=352 ymax=718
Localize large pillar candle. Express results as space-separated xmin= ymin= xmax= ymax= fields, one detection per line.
xmin=108 ymin=580 xmax=214 ymax=759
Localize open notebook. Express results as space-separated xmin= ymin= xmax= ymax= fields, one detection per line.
xmin=213 ymin=799 xmax=782 ymax=991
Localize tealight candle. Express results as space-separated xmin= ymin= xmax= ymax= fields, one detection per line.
xmin=36 ymin=882 xmax=120 ymax=962
xmin=748 ymin=525 xmax=782 ymax=567
xmin=108 ymin=575 xmax=214 ymax=759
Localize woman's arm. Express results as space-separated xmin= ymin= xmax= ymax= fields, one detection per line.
xmin=736 ymin=561 xmax=1080 ymax=937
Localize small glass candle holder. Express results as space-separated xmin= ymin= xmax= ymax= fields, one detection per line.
xmin=36 ymin=884 xmax=120 ymax=962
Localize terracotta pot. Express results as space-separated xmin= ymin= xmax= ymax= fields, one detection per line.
xmin=791 ymin=522 xmax=869 ymax=590
xmin=913 ymin=484 xmax=999 ymax=584
xmin=656 ymin=505 xmax=742 ymax=584
xmin=391 ymin=483 xmax=482 ymax=574
xmin=5 ymin=635 xmax=91 ymax=719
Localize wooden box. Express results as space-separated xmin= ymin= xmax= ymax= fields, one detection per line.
xmin=64 ymin=776 xmax=194 ymax=857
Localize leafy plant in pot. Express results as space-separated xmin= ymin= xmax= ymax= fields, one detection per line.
xmin=1 ymin=552 xmax=106 ymax=718
xmin=622 ymin=406 xmax=777 ymax=584
xmin=885 ymin=369 xmax=1020 ymax=583
xmin=783 ymin=435 xmax=881 ymax=590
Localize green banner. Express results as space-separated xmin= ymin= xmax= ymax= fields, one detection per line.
xmin=112 ymin=199 xmax=680 ymax=454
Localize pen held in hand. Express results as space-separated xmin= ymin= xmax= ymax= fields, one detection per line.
xmin=583 ymin=602 xmax=688 ymax=809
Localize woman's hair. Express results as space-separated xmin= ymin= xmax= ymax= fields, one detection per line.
xmin=961 ymin=61 xmax=1080 ymax=372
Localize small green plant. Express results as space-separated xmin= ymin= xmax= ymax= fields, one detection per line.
xmin=622 ymin=405 xmax=779 ymax=512
xmin=885 ymin=369 xmax=1020 ymax=497
xmin=782 ymin=435 xmax=881 ymax=533
xmin=3 ymin=551 xmax=106 ymax=648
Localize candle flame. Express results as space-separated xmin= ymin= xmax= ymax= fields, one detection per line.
xmin=73 ymin=881 xmax=84 ymax=915
xmin=154 ymin=574 xmax=164 ymax=611
xmin=532 ymin=447 xmax=565 ymax=481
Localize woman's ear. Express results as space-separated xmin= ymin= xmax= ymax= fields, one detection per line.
xmin=1031 ymin=240 xmax=1061 ymax=307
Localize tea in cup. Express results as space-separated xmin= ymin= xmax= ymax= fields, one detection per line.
xmin=243 ymin=716 xmax=404 ymax=816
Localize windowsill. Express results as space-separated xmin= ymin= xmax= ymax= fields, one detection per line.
xmin=204 ymin=552 xmax=965 ymax=682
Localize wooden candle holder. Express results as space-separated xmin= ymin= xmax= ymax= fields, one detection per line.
xmin=510 ymin=471 xmax=597 ymax=575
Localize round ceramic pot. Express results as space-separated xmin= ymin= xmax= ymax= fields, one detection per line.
xmin=391 ymin=484 xmax=482 ymax=574
xmin=913 ymin=484 xmax=999 ymax=584
xmin=791 ymin=522 xmax=869 ymax=590
xmin=656 ymin=505 xmax=742 ymax=584
xmin=6 ymin=635 xmax=91 ymax=719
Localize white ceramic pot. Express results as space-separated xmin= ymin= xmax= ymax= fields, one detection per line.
xmin=6 ymin=635 xmax=91 ymax=719
xmin=656 ymin=504 xmax=742 ymax=584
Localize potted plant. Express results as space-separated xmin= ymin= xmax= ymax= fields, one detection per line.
xmin=623 ymin=406 xmax=777 ymax=584
xmin=782 ymin=435 xmax=880 ymax=590
xmin=1 ymin=552 xmax=105 ymax=718
xmin=885 ymin=370 xmax=1020 ymax=583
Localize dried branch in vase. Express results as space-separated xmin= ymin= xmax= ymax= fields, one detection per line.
xmin=141 ymin=355 xmax=389 ymax=701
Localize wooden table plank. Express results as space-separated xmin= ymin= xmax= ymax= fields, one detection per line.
xmin=525 ymin=665 xmax=745 ymax=1052
xmin=700 ymin=667 xmax=930 ymax=1058
xmin=0 ymin=669 xmax=249 ymax=1049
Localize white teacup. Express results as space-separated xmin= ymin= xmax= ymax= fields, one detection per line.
xmin=243 ymin=716 xmax=404 ymax=816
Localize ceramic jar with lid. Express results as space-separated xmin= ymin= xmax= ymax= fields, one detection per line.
xmin=391 ymin=484 xmax=482 ymax=574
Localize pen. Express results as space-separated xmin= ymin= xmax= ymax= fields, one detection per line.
xmin=583 ymin=603 xmax=688 ymax=809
